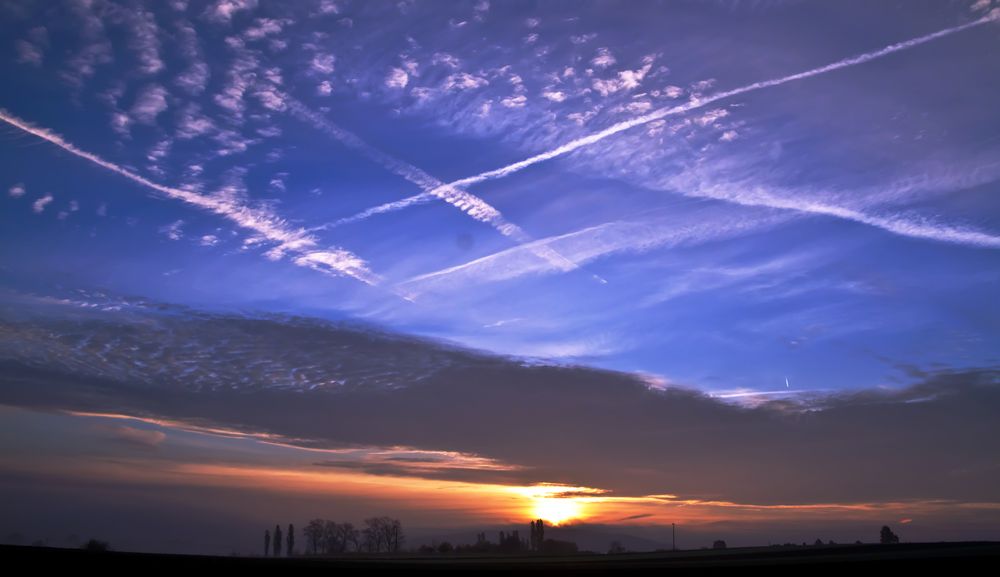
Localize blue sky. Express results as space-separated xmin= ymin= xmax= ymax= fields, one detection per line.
xmin=2 ymin=0 xmax=1000 ymax=553
xmin=2 ymin=0 xmax=999 ymax=400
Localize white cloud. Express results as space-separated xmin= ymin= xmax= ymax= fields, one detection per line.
xmin=310 ymin=53 xmax=336 ymax=74
xmin=591 ymin=47 xmax=616 ymax=68
xmin=443 ymin=72 xmax=488 ymax=91
xmin=386 ymin=67 xmax=409 ymax=89
xmin=129 ymin=9 xmax=164 ymax=75
xmin=542 ymin=91 xmax=566 ymax=102
xmin=176 ymin=62 xmax=210 ymax=94
xmin=317 ymin=0 xmax=340 ymax=14
xmin=33 ymin=193 xmax=54 ymax=214
xmin=8 ymin=183 xmax=26 ymax=198
xmin=317 ymin=80 xmax=333 ymax=96
xmin=500 ymin=94 xmax=527 ymax=108
xmin=160 ymin=219 xmax=185 ymax=240
xmin=431 ymin=52 xmax=461 ymax=69
xmin=592 ymin=63 xmax=652 ymax=96
xmin=402 ymin=209 xmax=781 ymax=292
xmin=663 ymin=85 xmax=684 ymax=98
xmin=695 ymin=108 xmax=729 ymax=127
xmin=0 ymin=108 xmax=380 ymax=285
xmin=200 ymin=234 xmax=220 ymax=246
xmin=243 ymin=18 xmax=288 ymax=40
xmin=214 ymin=52 xmax=258 ymax=117
xmin=204 ymin=0 xmax=258 ymax=23
xmin=131 ymin=84 xmax=169 ymax=124
xmin=176 ymin=104 xmax=215 ymax=139
xmin=719 ymin=130 xmax=739 ymax=142
xmin=15 ymin=27 xmax=47 ymax=66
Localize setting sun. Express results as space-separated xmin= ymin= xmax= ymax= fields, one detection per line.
xmin=533 ymin=498 xmax=584 ymax=526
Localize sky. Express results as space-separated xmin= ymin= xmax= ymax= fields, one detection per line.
xmin=1 ymin=0 xmax=999 ymax=555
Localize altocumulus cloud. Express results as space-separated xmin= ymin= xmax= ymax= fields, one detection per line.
xmin=0 ymin=295 xmax=997 ymax=507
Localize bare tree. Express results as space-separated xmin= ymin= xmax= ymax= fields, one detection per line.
xmin=304 ymin=519 xmax=324 ymax=555
xmin=337 ymin=523 xmax=360 ymax=552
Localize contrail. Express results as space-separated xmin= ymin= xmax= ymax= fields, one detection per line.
xmin=284 ymin=96 xmax=600 ymax=281
xmin=0 ymin=108 xmax=380 ymax=285
xmin=337 ymin=13 xmax=999 ymax=225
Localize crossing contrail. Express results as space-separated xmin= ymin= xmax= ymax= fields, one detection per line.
xmin=0 ymin=108 xmax=380 ymax=285
xmin=285 ymin=96 xmax=599 ymax=280
xmin=335 ymin=13 xmax=999 ymax=226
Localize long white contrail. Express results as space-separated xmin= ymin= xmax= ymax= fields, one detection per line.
xmin=285 ymin=96 xmax=595 ymax=279
xmin=337 ymin=13 xmax=1000 ymax=226
xmin=0 ymin=108 xmax=380 ymax=285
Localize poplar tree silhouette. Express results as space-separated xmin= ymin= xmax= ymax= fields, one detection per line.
xmin=287 ymin=523 xmax=294 ymax=557
xmin=274 ymin=524 xmax=282 ymax=557
xmin=530 ymin=519 xmax=545 ymax=551
xmin=264 ymin=529 xmax=270 ymax=557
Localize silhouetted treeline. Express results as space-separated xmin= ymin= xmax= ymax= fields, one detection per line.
xmin=300 ymin=517 xmax=404 ymax=555
xmin=416 ymin=520 xmax=578 ymax=556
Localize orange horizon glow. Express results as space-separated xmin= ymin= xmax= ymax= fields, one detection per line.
xmin=5 ymin=405 xmax=998 ymax=531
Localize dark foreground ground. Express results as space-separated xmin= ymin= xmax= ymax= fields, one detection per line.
xmin=5 ymin=542 xmax=999 ymax=574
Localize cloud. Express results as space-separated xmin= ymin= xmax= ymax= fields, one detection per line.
xmin=200 ymin=234 xmax=219 ymax=247
xmin=204 ymin=0 xmax=258 ymax=24
xmin=317 ymin=80 xmax=333 ymax=96
xmin=15 ymin=27 xmax=48 ymax=66
xmin=442 ymin=72 xmax=488 ymax=91
xmin=159 ymin=219 xmax=185 ymax=241
xmin=61 ymin=0 xmax=113 ymax=87
xmin=175 ymin=23 xmax=210 ymax=94
xmin=500 ymin=94 xmax=527 ymax=108
xmin=126 ymin=8 xmax=165 ymax=75
xmin=243 ymin=17 xmax=289 ymax=40
xmin=334 ymin=14 xmax=1000 ymax=250
xmin=0 ymin=109 xmax=379 ymax=285
xmin=176 ymin=104 xmax=215 ymax=139
xmin=94 ymin=423 xmax=166 ymax=449
xmin=2 ymin=302 xmax=998 ymax=506
xmin=310 ymin=53 xmax=336 ymax=75
xmin=32 ymin=193 xmax=53 ymax=214
xmin=592 ymin=63 xmax=652 ymax=96
xmin=214 ymin=52 xmax=258 ymax=117
xmin=591 ymin=47 xmax=617 ymax=68
xmin=8 ymin=183 xmax=26 ymax=198
xmin=386 ymin=67 xmax=409 ymax=89
xmin=131 ymin=84 xmax=169 ymax=125
xmin=284 ymin=97 xmax=585 ymax=277
xmin=401 ymin=206 xmax=785 ymax=291
xmin=664 ymin=174 xmax=1000 ymax=249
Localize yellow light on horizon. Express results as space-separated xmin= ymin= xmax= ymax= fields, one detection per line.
xmin=533 ymin=497 xmax=584 ymax=526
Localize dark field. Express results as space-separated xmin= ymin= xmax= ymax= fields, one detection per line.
xmin=7 ymin=542 xmax=999 ymax=574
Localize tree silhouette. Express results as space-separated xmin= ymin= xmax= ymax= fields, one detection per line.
xmin=880 ymin=525 xmax=900 ymax=544
xmin=82 ymin=539 xmax=110 ymax=552
xmin=287 ymin=523 xmax=294 ymax=557
xmin=264 ymin=529 xmax=270 ymax=557
xmin=530 ymin=519 xmax=545 ymax=551
xmin=304 ymin=519 xmax=324 ymax=554
xmin=273 ymin=524 xmax=282 ymax=557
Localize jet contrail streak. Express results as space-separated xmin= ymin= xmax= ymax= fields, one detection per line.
xmin=336 ymin=13 xmax=999 ymax=228
xmin=0 ymin=108 xmax=380 ymax=285
xmin=285 ymin=97 xmax=598 ymax=280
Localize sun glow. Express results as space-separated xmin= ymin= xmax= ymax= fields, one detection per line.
xmin=532 ymin=498 xmax=584 ymax=525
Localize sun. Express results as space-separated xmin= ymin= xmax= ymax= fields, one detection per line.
xmin=532 ymin=498 xmax=583 ymax=526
